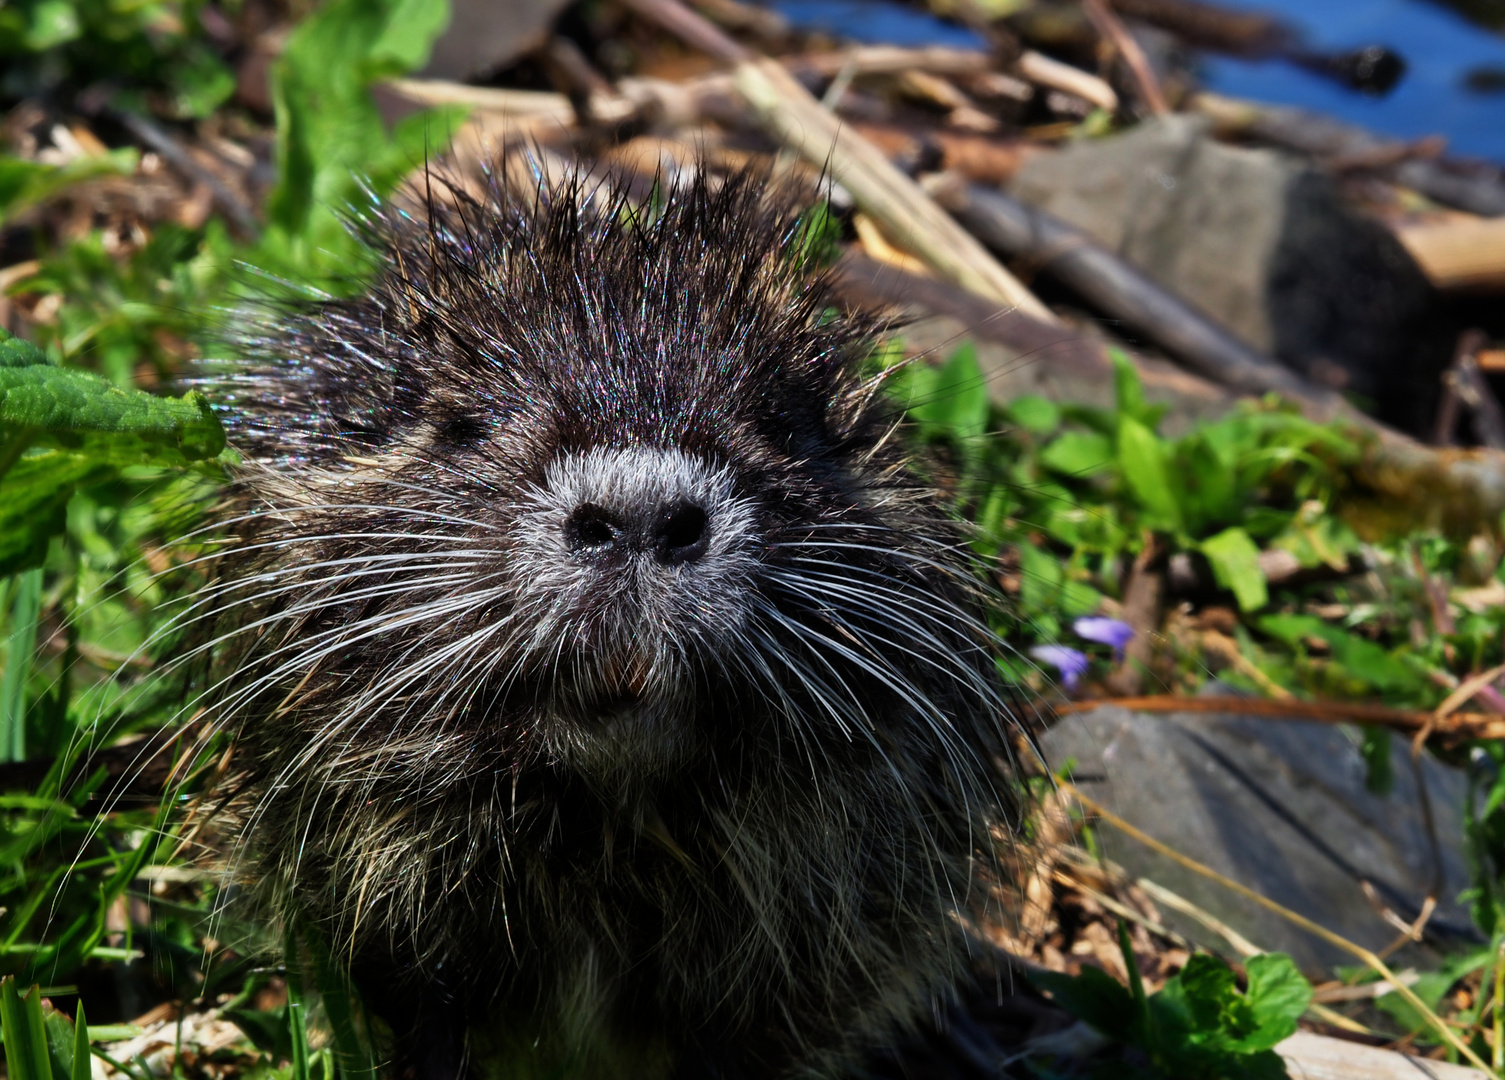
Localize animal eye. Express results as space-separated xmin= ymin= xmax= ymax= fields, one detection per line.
xmin=436 ymin=414 xmax=491 ymax=446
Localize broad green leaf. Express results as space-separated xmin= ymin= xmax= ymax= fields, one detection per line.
xmin=1018 ymin=542 xmax=1063 ymax=618
xmin=1257 ymin=614 xmax=1423 ymax=695
xmin=370 ymin=0 xmax=454 ymax=74
xmin=258 ymin=0 xmax=460 ymax=284
xmin=0 ymin=977 xmax=53 ymax=1080
xmin=22 ymin=0 xmax=78 ymax=49
xmin=1117 ymin=415 xmax=1182 ymax=530
xmin=1019 ymin=543 xmax=1101 ymax=619
xmin=0 ymin=331 xmax=48 ymax=368
xmin=0 ymin=364 xmax=223 ymax=460
xmin=1003 ymin=395 xmax=1060 ymax=436
xmin=1239 ymin=954 xmax=1311 ymax=1051
xmin=908 ymin=344 xmax=988 ymax=442
xmin=1175 ymin=433 xmax=1237 ymax=535
xmin=1201 ymin=527 xmax=1268 ymax=612
xmin=167 ymin=48 xmax=237 ymax=119
xmin=40 ymin=996 xmax=83 ymax=1080
xmin=1039 ymin=430 xmax=1113 ymax=477
xmin=1028 ymin=965 xmax=1138 ymax=1043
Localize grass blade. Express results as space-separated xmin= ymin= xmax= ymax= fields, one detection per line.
xmin=0 ymin=976 xmax=55 ymax=1080
xmin=71 ymin=1000 xmax=89 ymax=1080
xmin=0 ymin=567 xmax=43 ymax=762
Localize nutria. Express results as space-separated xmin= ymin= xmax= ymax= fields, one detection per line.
xmin=199 ymin=164 xmax=1021 ymax=1079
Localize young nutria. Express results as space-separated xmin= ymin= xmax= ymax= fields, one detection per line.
xmin=202 ymin=165 xmax=1021 ymax=1079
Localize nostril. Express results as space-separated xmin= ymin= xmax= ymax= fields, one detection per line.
xmin=563 ymin=503 xmax=621 ymax=556
xmin=654 ymin=503 xmax=709 ymax=565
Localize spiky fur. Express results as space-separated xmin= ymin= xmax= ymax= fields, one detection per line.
xmin=200 ymin=167 xmax=1019 ymax=1079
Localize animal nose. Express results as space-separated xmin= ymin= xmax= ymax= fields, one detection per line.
xmin=563 ymin=500 xmax=709 ymax=565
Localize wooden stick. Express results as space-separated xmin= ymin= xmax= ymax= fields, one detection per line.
xmin=735 ymin=57 xmax=1057 ymax=319
xmin=610 ymin=0 xmax=1056 ymax=320
xmin=1016 ymin=50 xmax=1118 ymax=113
xmin=1395 ymin=215 xmax=1505 ymax=291
xmin=1083 ymin=0 xmax=1169 ymax=114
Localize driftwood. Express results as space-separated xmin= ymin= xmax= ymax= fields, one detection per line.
xmin=608 ymin=0 xmax=1057 ymax=321
xmin=1191 ymin=91 xmax=1505 ymax=218
xmin=1015 ymin=49 xmax=1118 ymax=113
xmin=1397 ymin=214 xmax=1505 ymax=290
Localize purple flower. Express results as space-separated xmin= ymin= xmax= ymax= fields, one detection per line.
xmin=1073 ymin=616 xmax=1134 ymax=658
xmin=1030 ymin=645 xmax=1090 ymax=690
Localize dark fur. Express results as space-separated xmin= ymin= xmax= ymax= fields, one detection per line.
xmin=201 ymin=167 xmax=1019 ymax=1078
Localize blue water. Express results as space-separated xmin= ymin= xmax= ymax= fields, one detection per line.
xmin=765 ymin=0 xmax=1505 ymax=165
xmin=767 ymin=0 xmax=987 ymax=49
xmin=1201 ymin=0 xmax=1505 ymax=164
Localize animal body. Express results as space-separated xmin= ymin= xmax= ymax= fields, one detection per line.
xmin=202 ymin=166 xmax=1019 ymax=1079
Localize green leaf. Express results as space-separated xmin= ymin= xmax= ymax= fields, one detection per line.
xmin=907 ymin=343 xmax=989 ymax=442
xmin=22 ymin=0 xmax=78 ymax=49
xmin=1028 ymin=965 xmax=1139 ymax=1044
xmin=167 ymin=48 xmax=237 ymax=119
xmin=0 ymin=332 xmax=49 ymax=369
xmin=69 ymin=1001 xmax=88 ymax=1080
xmin=1003 ymin=395 xmax=1060 ymax=436
xmin=1039 ymin=430 xmax=1113 ymax=478
xmin=1201 ymin=527 xmax=1268 ymax=612
xmin=0 ymin=151 xmax=138 ymax=226
xmin=1111 ymin=348 xmax=1166 ymax=430
xmin=225 ymin=1007 xmax=291 ymax=1056
xmin=1240 ymin=954 xmax=1311 ymax=1052
xmin=1018 ymin=543 xmax=1100 ymax=619
xmin=258 ymin=0 xmax=460 ymax=284
xmin=41 ymin=998 xmax=79 ymax=1080
xmin=0 ymin=977 xmax=53 ymax=1080
xmin=0 ymin=362 xmax=224 ymax=462
xmin=1118 ymin=415 xmax=1182 ymax=531
xmin=1256 ymin=615 xmax=1424 ymax=696
xmin=304 ymin=924 xmax=377 ymax=1079
xmin=370 ymin=0 xmax=453 ymax=73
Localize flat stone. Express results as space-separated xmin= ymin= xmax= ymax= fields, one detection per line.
xmin=423 ymin=0 xmax=573 ymax=80
xmin=1040 ymin=701 xmax=1478 ymax=972
xmin=1010 ymin=116 xmax=1446 ymax=435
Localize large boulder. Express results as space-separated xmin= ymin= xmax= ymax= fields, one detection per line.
xmin=1040 ymin=700 xmax=1478 ymax=971
xmin=1010 ymin=116 xmax=1448 ymax=434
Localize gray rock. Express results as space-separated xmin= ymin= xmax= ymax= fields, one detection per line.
xmin=1009 ymin=116 xmax=1447 ymax=435
xmin=423 ymin=0 xmax=573 ymax=80
xmin=1040 ymin=701 xmax=1478 ymax=972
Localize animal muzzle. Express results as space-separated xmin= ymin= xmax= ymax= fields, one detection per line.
xmin=510 ymin=445 xmax=761 ymax=688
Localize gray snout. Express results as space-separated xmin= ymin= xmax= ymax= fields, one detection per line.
xmin=563 ymin=500 xmax=710 ymax=565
